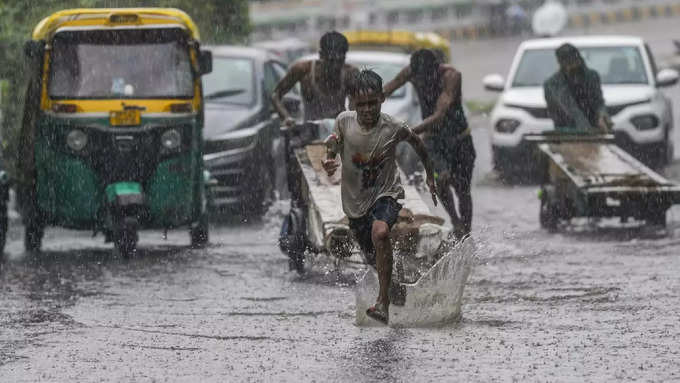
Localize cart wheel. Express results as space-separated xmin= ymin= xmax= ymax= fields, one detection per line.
xmin=646 ymin=208 xmax=667 ymax=227
xmin=279 ymin=209 xmax=306 ymax=274
xmin=24 ymin=219 xmax=44 ymax=253
xmin=190 ymin=215 xmax=209 ymax=248
xmin=539 ymin=190 xmax=559 ymax=232
xmin=114 ymin=218 xmax=138 ymax=258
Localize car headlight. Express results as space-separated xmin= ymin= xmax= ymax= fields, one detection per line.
xmin=66 ymin=129 xmax=88 ymax=151
xmin=205 ymin=127 xmax=259 ymax=154
xmin=630 ymin=115 xmax=659 ymax=131
xmin=495 ymin=119 xmax=520 ymax=133
xmin=161 ymin=129 xmax=182 ymax=150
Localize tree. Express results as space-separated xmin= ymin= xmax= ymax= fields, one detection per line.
xmin=0 ymin=0 xmax=250 ymax=175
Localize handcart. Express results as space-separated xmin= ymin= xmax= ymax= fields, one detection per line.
xmin=278 ymin=120 xmax=477 ymax=327
xmin=528 ymin=133 xmax=680 ymax=231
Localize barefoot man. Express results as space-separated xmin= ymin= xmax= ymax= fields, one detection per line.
xmin=323 ymin=70 xmax=437 ymax=324
xmin=383 ymin=49 xmax=476 ymax=239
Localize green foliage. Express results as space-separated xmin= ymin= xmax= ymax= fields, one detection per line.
xmin=0 ymin=0 xmax=250 ymax=175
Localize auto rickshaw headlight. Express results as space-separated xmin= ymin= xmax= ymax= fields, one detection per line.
xmin=161 ymin=129 xmax=182 ymax=150
xmin=66 ymin=130 xmax=88 ymax=151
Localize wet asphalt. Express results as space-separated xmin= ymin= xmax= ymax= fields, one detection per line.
xmin=2 ymin=17 xmax=680 ymax=383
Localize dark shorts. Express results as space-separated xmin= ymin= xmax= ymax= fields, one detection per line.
xmin=348 ymin=197 xmax=402 ymax=266
xmin=425 ymin=134 xmax=476 ymax=191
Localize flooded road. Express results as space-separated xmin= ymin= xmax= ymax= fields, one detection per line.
xmin=2 ymin=114 xmax=679 ymax=381
xmin=3 ymin=18 xmax=680 ymax=382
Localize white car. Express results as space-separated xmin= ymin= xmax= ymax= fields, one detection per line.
xmin=483 ymin=36 xmax=679 ymax=176
xmin=297 ymin=51 xmax=421 ymax=125
xmin=344 ymin=51 xmax=422 ymax=127
xmin=297 ymin=51 xmax=423 ymax=173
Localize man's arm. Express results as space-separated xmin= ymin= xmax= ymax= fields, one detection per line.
xmin=399 ymin=126 xmax=437 ymax=205
xmin=590 ymin=71 xmax=612 ymax=132
xmin=272 ymin=61 xmax=308 ymax=122
xmin=383 ymin=66 xmax=411 ymax=98
xmin=411 ymin=69 xmax=460 ymax=135
xmin=322 ymin=115 xmax=344 ymax=176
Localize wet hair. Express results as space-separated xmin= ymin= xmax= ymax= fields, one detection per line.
xmin=410 ymin=49 xmax=439 ymax=75
xmin=349 ymin=69 xmax=383 ymax=97
xmin=555 ymin=43 xmax=583 ymax=66
xmin=319 ymin=31 xmax=349 ymax=58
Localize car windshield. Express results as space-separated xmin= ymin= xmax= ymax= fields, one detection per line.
xmin=350 ymin=61 xmax=406 ymax=98
xmin=511 ymin=46 xmax=648 ymax=87
xmin=49 ymin=28 xmax=194 ymax=99
xmin=202 ymin=57 xmax=256 ymax=106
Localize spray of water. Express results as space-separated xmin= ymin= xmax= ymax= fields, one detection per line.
xmin=355 ymin=234 xmax=478 ymax=328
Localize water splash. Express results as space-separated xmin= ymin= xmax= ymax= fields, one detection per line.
xmin=355 ymin=235 xmax=478 ymax=328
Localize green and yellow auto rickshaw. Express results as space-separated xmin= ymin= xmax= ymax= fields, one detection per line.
xmin=18 ymin=8 xmax=213 ymax=256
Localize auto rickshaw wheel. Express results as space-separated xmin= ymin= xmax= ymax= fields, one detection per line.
xmin=114 ymin=218 xmax=138 ymax=258
xmin=190 ymin=215 xmax=209 ymax=249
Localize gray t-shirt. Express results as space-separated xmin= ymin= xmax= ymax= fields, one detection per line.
xmin=333 ymin=111 xmax=408 ymax=219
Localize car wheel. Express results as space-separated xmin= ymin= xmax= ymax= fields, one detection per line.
xmin=0 ymin=201 xmax=7 ymax=259
xmin=243 ymin=162 xmax=273 ymax=219
xmin=665 ymin=127 xmax=674 ymax=165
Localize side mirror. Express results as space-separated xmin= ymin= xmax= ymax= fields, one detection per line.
xmin=483 ymin=74 xmax=505 ymax=92
xmin=24 ymin=40 xmax=44 ymax=60
xmin=198 ymin=50 xmax=213 ymax=76
xmin=656 ymin=68 xmax=679 ymax=88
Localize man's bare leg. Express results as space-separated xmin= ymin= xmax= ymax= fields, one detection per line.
xmin=436 ymin=173 xmax=463 ymax=233
xmin=371 ymin=220 xmax=392 ymax=320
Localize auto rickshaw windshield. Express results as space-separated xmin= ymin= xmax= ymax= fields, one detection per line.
xmin=48 ymin=28 xmax=194 ymax=99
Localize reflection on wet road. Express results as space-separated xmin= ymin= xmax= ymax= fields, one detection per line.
xmin=3 ymin=18 xmax=680 ymax=382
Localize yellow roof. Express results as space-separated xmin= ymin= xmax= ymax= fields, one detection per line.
xmin=32 ymin=8 xmax=200 ymax=41
xmin=343 ymin=30 xmax=450 ymax=54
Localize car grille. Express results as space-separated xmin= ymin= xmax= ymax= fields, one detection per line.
xmin=606 ymin=100 xmax=649 ymax=116
xmin=507 ymin=105 xmax=549 ymax=119
xmin=507 ymin=99 xmax=649 ymax=119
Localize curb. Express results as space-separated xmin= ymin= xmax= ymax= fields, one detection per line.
xmin=448 ymin=2 xmax=680 ymax=41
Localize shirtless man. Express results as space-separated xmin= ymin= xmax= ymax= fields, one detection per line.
xmin=322 ymin=70 xmax=437 ymax=324
xmin=383 ymin=49 xmax=476 ymax=239
xmin=272 ymin=31 xmax=359 ymax=126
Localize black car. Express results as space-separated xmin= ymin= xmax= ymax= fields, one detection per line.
xmin=202 ymin=46 xmax=299 ymax=218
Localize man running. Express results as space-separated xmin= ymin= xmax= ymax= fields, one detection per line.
xmin=272 ymin=31 xmax=359 ymax=125
xmin=383 ymin=49 xmax=476 ymax=239
xmin=322 ymin=70 xmax=437 ymax=324
xmin=544 ymin=43 xmax=612 ymax=133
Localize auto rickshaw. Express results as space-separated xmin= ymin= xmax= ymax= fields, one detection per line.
xmin=342 ymin=29 xmax=451 ymax=62
xmin=18 ymin=8 xmax=213 ymax=256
